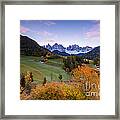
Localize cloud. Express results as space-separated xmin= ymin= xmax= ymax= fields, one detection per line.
xmin=38 ymin=20 xmax=56 ymax=26
xmin=38 ymin=39 xmax=56 ymax=46
xmin=20 ymin=26 xmax=30 ymax=33
xmin=46 ymin=39 xmax=55 ymax=43
xmin=85 ymin=22 xmax=100 ymax=39
xmin=20 ymin=26 xmax=55 ymax=39
xmin=85 ymin=31 xmax=99 ymax=38
xmin=90 ymin=20 xmax=100 ymax=24
xmin=37 ymin=30 xmax=53 ymax=37
xmin=44 ymin=21 xmax=56 ymax=26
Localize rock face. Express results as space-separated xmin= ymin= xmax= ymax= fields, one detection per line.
xmin=45 ymin=43 xmax=66 ymax=52
xmin=43 ymin=43 xmax=93 ymax=54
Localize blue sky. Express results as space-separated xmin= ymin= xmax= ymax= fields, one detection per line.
xmin=20 ymin=20 xmax=100 ymax=47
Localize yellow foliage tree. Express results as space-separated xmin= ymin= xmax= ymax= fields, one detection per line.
xmin=71 ymin=64 xmax=100 ymax=100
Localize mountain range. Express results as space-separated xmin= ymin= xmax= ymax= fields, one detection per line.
xmin=43 ymin=43 xmax=93 ymax=54
xmin=20 ymin=35 xmax=100 ymax=60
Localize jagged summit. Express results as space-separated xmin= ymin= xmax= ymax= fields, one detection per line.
xmin=43 ymin=43 xmax=93 ymax=54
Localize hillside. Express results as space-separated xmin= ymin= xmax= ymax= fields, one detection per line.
xmin=77 ymin=46 xmax=100 ymax=60
xmin=52 ymin=50 xmax=70 ymax=56
xmin=20 ymin=35 xmax=51 ymax=57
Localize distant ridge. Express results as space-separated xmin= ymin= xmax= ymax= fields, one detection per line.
xmin=77 ymin=46 xmax=100 ymax=60
xmin=52 ymin=50 xmax=70 ymax=56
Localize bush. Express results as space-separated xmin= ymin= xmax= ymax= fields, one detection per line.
xmin=20 ymin=82 xmax=86 ymax=100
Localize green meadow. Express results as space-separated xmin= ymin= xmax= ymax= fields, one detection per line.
xmin=20 ymin=56 xmax=71 ymax=83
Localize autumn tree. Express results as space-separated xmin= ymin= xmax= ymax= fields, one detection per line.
xmin=71 ymin=64 xmax=100 ymax=100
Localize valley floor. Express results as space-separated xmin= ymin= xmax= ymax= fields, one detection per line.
xmin=20 ymin=55 xmax=100 ymax=100
xmin=20 ymin=55 xmax=71 ymax=83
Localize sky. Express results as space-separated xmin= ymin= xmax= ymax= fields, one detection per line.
xmin=20 ymin=20 xmax=100 ymax=47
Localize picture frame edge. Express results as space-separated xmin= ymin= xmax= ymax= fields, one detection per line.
xmin=0 ymin=0 xmax=119 ymax=119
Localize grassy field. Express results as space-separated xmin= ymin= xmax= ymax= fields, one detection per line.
xmin=20 ymin=56 xmax=71 ymax=83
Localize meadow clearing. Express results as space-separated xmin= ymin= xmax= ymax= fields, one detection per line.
xmin=20 ymin=55 xmax=71 ymax=83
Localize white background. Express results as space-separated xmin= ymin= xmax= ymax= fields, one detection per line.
xmin=5 ymin=5 xmax=115 ymax=115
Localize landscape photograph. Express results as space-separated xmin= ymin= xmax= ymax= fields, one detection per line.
xmin=20 ymin=20 xmax=100 ymax=100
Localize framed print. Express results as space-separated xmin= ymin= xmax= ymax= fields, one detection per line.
xmin=0 ymin=0 xmax=119 ymax=119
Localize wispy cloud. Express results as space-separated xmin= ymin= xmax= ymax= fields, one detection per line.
xmin=20 ymin=26 xmax=30 ymax=33
xmin=46 ymin=39 xmax=55 ymax=43
xmin=39 ymin=20 xmax=56 ymax=26
xmin=20 ymin=26 xmax=55 ymax=40
xmin=37 ymin=30 xmax=53 ymax=37
xmin=84 ymin=22 xmax=100 ymax=39
xmin=85 ymin=31 xmax=99 ymax=38
xmin=90 ymin=20 xmax=100 ymax=24
xmin=44 ymin=21 xmax=56 ymax=26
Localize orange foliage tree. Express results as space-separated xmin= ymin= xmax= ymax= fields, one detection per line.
xmin=71 ymin=64 xmax=100 ymax=100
